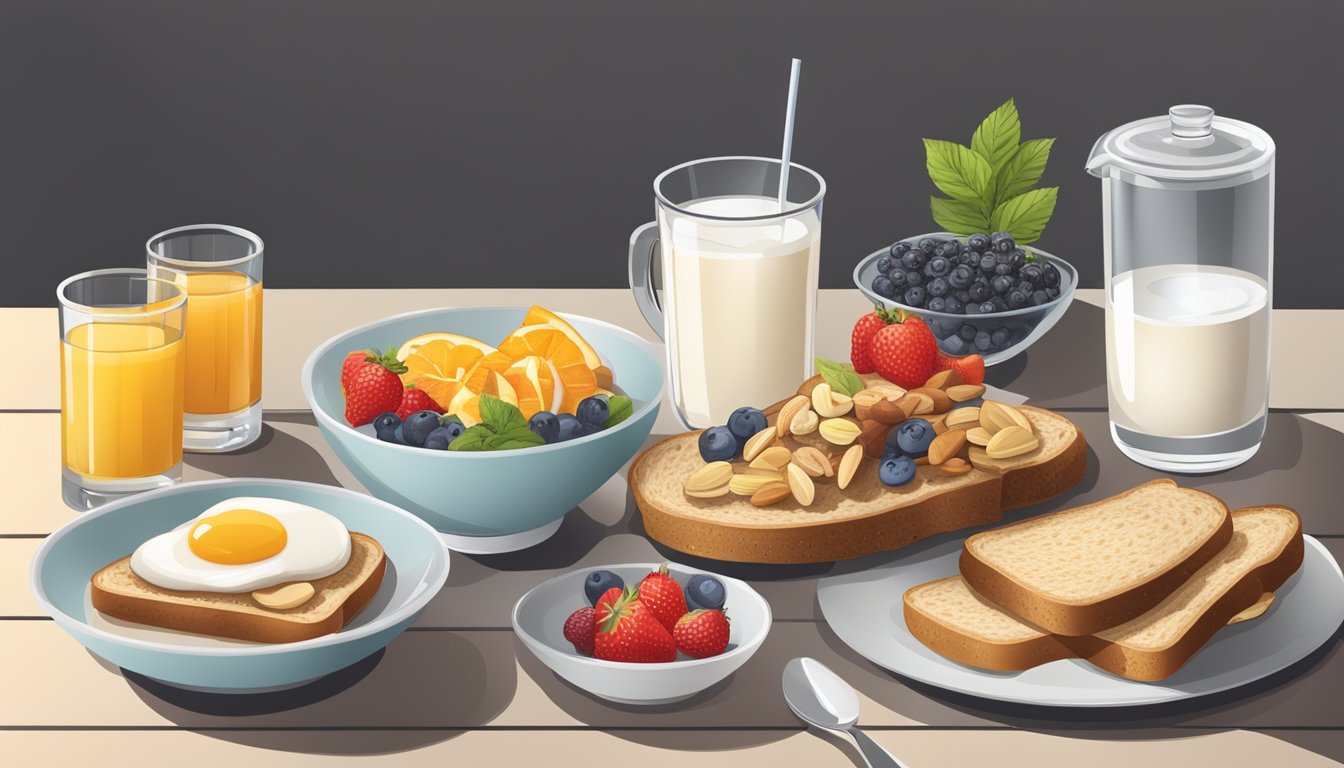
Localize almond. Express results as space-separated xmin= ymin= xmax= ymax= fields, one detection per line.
xmin=986 ymin=425 xmax=1039 ymax=459
xmin=786 ymin=462 xmax=816 ymax=506
xmin=965 ymin=427 xmax=995 ymax=446
xmin=729 ymin=472 xmax=781 ymax=496
xmin=936 ymin=457 xmax=973 ymax=476
xmin=929 ymin=412 xmax=948 ymax=434
xmin=742 ymin=427 xmax=777 ymax=461
xmin=851 ymin=385 xmax=904 ymax=420
xmin=946 ymin=384 xmax=986 ymax=403
xmin=791 ymin=446 xmax=829 ymax=478
xmin=750 ymin=481 xmax=792 ymax=507
xmin=811 ymin=382 xmax=854 ymax=418
xmin=868 ymin=397 xmax=911 ymax=425
xmin=837 ymin=444 xmax=863 ymax=490
xmin=857 ymin=419 xmax=889 ymax=459
xmin=897 ymin=392 xmax=934 ymax=416
xmin=750 ymin=446 xmax=792 ymax=471
xmin=252 ymin=581 xmax=316 ymax=610
xmin=776 ymin=395 xmax=810 ymax=438
xmin=744 ymin=465 xmax=786 ymax=477
xmin=981 ymin=400 xmax=1032 ymax=433
xmin=928 ymin=429 xmax=967 ymax=465
xmin=910 ymin=387 xmax=953 ymax=414
xmin=819 ymin=418 xmax=862 ymax=446
xmin=924 ymin=368 xmax=964 ymax=390
xmin=914 ymin=456 xmax=930 ymax=466
xmin=685 ymin=461 xmax=733 ymax=493
xmin=790 ymin=407 xmax=820 ymax=435
xmin=944 ymin=406 xmax=981 ymax=429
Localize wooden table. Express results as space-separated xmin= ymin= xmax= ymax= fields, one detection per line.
xmin=4 ymin=289 xmax=1343 ymax=767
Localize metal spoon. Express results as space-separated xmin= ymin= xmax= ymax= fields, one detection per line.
xmin=783 ymin=657 xmax=907 ymax=768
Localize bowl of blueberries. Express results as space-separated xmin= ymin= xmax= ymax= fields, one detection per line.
xmin=854 ymin=231 xmax=1076 ymax=365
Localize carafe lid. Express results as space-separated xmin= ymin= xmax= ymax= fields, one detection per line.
xmin=1085 ymin=105 xmax=1274 ymax=189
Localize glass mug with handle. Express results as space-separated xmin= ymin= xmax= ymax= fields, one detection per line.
xmin=628 ymin=156 xmax=825 ymax=429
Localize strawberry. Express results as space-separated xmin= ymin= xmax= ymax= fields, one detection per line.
xmin=396 ymin=385 xmax=445 ymax=420
xmin=850 ymin=308 xmax=895 ymax=375
xmin=638 ymin=564 xmax=689 ymax=632
xmin=343 ymin=348 xmax=409 ymax=426
xmin=563 ymin=606 xmax=596 ymax=656
xmin=934 ymin=352 xmax=985 ymax=386
xmin=594 ymin=588 xmax=677 ymax=663
xmin=596 ymin=586 xmax=625 ymax=613
xmin=341 ymin=349 xmax=376 ymax=392
xmin=869 ymin=311 xmax=938 ymax=389
xmin=673 ymin=609 xmax=730 ymax=659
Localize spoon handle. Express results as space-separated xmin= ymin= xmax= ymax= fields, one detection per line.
xmin=847 ymin=726 xmax=907 ymax=768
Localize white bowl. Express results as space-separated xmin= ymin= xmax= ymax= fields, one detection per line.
xmin=512 ymin=563 xmax=772 ymax=705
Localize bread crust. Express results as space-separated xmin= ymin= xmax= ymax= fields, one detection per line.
xmin=90 ymin=532 xmax=387 ymax=644
xmin=959 ymin=481 xmax=1234 ymax=636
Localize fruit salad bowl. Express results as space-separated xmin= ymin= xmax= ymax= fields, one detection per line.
xmin=854 ymin=232 xmax=1077 ymax=366
xmin=302 ymin=307 xmax=664 ymax=554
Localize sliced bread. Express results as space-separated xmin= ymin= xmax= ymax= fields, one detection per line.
xmin=905 ymin=505 xmax=1303 ymax=681
xmin=959 ymin=479 xmax=1233 ymax=636
xmin=91 ymin=532 xmax=387 ymax=644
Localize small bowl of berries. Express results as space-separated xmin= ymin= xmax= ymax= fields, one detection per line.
xmin=511 ymin=563 xmax=771 ymax=706
xmin=854 ymin=231 xmax=1076 ymax=365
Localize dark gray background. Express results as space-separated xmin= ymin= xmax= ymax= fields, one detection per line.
xmin=3 ymin=0 xmax=1339 ymax=308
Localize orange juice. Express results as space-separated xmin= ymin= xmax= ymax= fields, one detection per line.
xmin=61 ymin=322 xmax=185 ymax=479
xmin=182 ymin=272 xmax=263 ymax=415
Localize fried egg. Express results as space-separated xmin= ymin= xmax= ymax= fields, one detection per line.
xmin=130 ymin=497 xmax=351 ymax=592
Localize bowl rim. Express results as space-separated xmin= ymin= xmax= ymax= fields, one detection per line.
xmin=300 ymin=306 xmax=666 ymax=458
xmin=511 ymin=562 xmax=773 ymax=671
xmin=28 ymin=477 xmax=451 ymax=657
xmin=852 ymin=231 xmax=1078 ymax=320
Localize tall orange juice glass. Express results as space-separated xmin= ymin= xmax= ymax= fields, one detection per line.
xmin=147 ymin=225 xmax=264 ymax=453
xmin=59 ymin=269 xmax=186 ymax=510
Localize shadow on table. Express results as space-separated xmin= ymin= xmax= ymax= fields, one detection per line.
xmin=182 ymin=417 xmax=343 ymax=487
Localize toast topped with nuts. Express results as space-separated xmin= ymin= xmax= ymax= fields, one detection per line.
xmin=629 ymin=372 xmax=1087 ymax=564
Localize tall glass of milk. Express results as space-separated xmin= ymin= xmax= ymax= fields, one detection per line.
xmin=629 ymin=157 xmax=825 ymax=428
xmin=1087 ymin=106 xmax=1275 ymax=472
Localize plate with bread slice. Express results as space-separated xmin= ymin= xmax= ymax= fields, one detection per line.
xmin=817 ymin=479 xmax=1344 ymax=707
xmin=30 ymin=478 xmax=450 ymax=692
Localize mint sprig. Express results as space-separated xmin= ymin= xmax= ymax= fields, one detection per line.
xmin=448 ymin=393 xmax=545 ymax=452
xmin=814 ymin=356 xmax=863 ymax=398
xmin=927 ymin=98 xmax=1058 ymax=244
xmin=605 ymin=395 xmax=633 ymax=428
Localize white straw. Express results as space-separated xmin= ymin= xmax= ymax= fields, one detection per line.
xmin=777 ymin=58 xmax=802 ymax=212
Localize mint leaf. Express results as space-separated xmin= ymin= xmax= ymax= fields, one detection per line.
xmin=485 ymin=428 xmax=545 ymax=450
xmin=605 ymin=395 xmax=633 ymax=427
xmin=923 ymin=139 xmax=992 ymax=205
xmin=990 ymin=187 xmax=1058 ymax=245
xmin=971 ymin=98 xmax=1021 ymax=173
xmin=439 ymin=413 xmax=464 ymax=428
xmin=814 ymin=356 xmax=863 ymax=398
xmin=477 ymin=393 xmax=527 ymax=433
xmin=930 ymin=196 xmax=991 ymax=235
xmin=993 ymin=137 xmax=1055 ymax=202
xmin=448 ymin=425 xmax=495 ymax=451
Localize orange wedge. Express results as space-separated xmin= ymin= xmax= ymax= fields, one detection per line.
xmin=502 ymin=356 xmax=561 ymax=419
xmin=395 ymin=332 xmax=499 ymax=408
xmin=521 ymin=306 xmax=612 ymax=389
xmin=447 ymin=369 xmax=519 ymax=427
xmin=497 ymin=323 xmax=599 ymax=414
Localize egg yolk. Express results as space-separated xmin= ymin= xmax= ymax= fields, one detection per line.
xmin=188 ymin=509 xmax=288 ymax=564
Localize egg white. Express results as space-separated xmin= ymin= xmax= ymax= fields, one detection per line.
xmin=130 ymin=496 xmax=352 ymax=593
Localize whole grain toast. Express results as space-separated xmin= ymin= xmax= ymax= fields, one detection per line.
xmin=959 ymin=479 xmax=1233 ymax=635
xmin=630 ymin=377 xmax=1087 ymax=564
xmin=91 ymin=532 xmax=386 ymax=644
xmin=904 ymin=505 xmax=1304 ymax=681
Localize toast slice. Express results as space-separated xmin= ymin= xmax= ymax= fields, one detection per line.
xmin=91 ymin=532 xmax=387 ymax=644
xmin=904 ymin=505 xmax=1304 ymax=681
xmin=630 ymin=378 xmax=1086 ymax=564
xmin=959 ymin=479 xmax=1233 ymax=635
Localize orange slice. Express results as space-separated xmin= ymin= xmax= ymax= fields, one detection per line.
xmin=502 ymin=356 xmax=561 ymax=419
xmin=497 ymin=323 xmax=598 ymax=414
xmin=395 ymin=333 xmax=498 ymax=408
xmin=447 ymin=370 xmax=519 ymax=427
xmin=521 ymin=306 xmax=612 ymax=388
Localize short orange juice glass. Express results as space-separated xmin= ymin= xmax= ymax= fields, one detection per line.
xmin=147 ymin=225 xmax=264 ymax=453
xmin=59 ymin=269 xmax=187 ymax=510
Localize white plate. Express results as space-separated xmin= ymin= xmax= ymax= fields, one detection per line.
xmin=817 ymin=534 xmax=1344 ymax=707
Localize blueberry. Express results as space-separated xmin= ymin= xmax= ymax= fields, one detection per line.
xmin=991 ymin=275 xmax=1014 ymax=295
xmin=891 ymin=418 xmax=933 ymax=457
xmin=991 ymin=327 xmax=1010 ymax=348
xmin=948 ymin=265 xmax=974 ymax=290
xmin=1008 ymin=290 xmax=1028 ymax=309
xmin=968 ymin=280 xmax=991 ymax=302
xmin=994 ymin=263 xmax=1013 ymax=276
xmin=975 ymin=330 xmax=992 ymax=350
xmin=556 ymin=413 xmax=589 ymax=442
xmin=926 ymin=277 xmax=950 ymax=298
xmin=402 ymin=410 xmax=442 ymax=446
xmin=887 ymin=269 xmax=907 ymax=289
xmin=904 ymin=270 xmax=924 ymax=288
xmin=982 ymin=300 xmax=999 ymax=315
xmin=889 ymin=241 xmax=912 ymax=258
xmin=933 ymin=241 xmax=959 ymax=260
xmin=372 ymin=412 xmax=401 ymax=440
xmin=927 ymin=296 xmax=947 ymax=312
xmin=872 ymin=275 xmax=897 ymax=299
xmin=879 ymin=454 xmax=918 ymax=487
xmin=1046 ymin=286 xmax=1061 ymax=299
xmin=924 ymin=256 xmax=951 ymax=278
xmin=529 ymin=411 xmax=560 ymax=443
xmin=901 ymin=251 xmax=925 ymax=271
xmin=903 ymin=286 xmax=927 ymax=307
xmin=917 ymin=237 xmax=938 ymax=255
xmin=684 ymin=574 xmax=726 ymax=611
xmin=727 ymin=407 xmax=768 ymax=448
xmin=968 ymin=233 xmax=992 ymax=253
xmin=1032 ymin=289 xmax=1050 ymax=306
xmin=954 ymin=289 xmax=972 ymax=303
xmin=958 ymin=251 xmax=979 ymax=267
xmin=958 ymin=323 xmax=978 ymax=342
xmin=423 ymin=425 xmax=459 ymax=450
xmin=392 ymin=424 xmax=407 ymax=444
xmin=978 ymin=253 xmax=998 ymax=274
xmin=584 ymin=570 xmax=625 ymax=606
xmin=1020 ymin=264 xmax=1043 ymax=285
xmin=991 ymin=295 xmax=1009 ymax=312
xmin=1008 ymin=249 xmax=1027 ymax=270
xmin=991 ymin=231 xmax=1016 ymax=253
xmin=576 ymin=396 xmax=610 ymax=431
xmin=1016 ymin=280 xmax=1035 ymax=296
xmin=698 ymin=425 xmax=738 ymax=462
xmin=1042 ymin=262 xmax=1061 ymax=288
xmin=941 ymin=334 xmax=967 ymax=355
xmin=944 ymin=297 xmax=965 ymax=314
xmin=876 ymin=256 xmax=893 ymax=274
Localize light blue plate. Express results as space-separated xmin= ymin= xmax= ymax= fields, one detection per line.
xmin=30 ymin=478 xmax=450 ymax=692
xmin=301 ymin=307 xmax=664 ymax=553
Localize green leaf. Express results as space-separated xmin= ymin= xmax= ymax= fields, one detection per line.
xmin=447 ymin=425 xmax=495 ymax=451
xmin=484 ymin=428 xmax=545 ymax=451
xmin=990 ymin=187 xmax=1058 ymax=245
xmin=971 ymin=98 xmax=1021 ymax=173
xmin=814 ymin=356 xmax=863 ymax=398
xmin=930 ymin=196 xmax=991 ymax=235
xmin=923 ymin=139 xmax=992 ymax=205
xmin=605 ymin=395 xmax=633 ymax=427
xmin=439 ymin=413 xmax=464 ymax=428
xmin=477 ymin=393 xmax=527 ymax=433
xmin=993 ymin=138 xmax=1055 ymax=202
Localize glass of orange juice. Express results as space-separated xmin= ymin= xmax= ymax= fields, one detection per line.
xmin=59 ymin=269 xmax=187 ymax=510
xmin=146 ymin=225 xmax=264 ymax=453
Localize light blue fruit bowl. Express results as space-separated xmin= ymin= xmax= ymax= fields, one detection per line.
xmin=29 ymin=478 xmax=450 ymax=692
xmin=302 ymin=307 xmax=664 ymax=554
